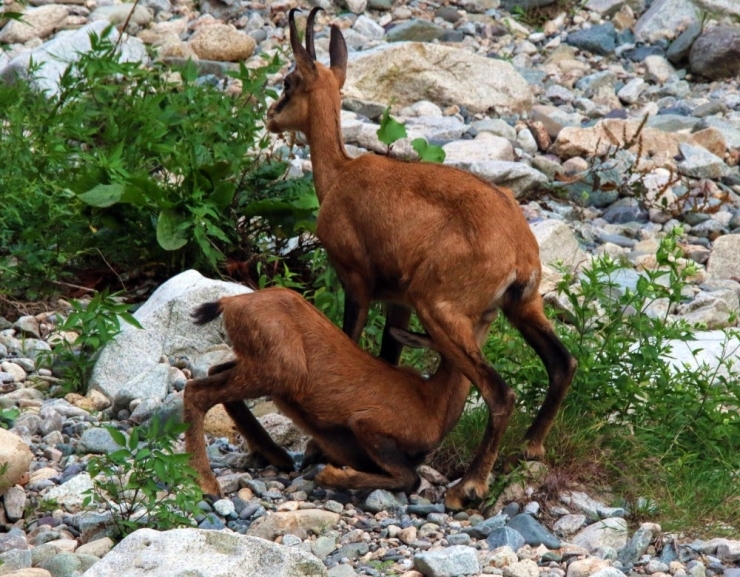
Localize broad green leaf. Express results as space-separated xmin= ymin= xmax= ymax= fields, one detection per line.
xmin=377 ymin=106 xmax=407 ymax=146
xmin=156 ymin=209 xmax=189 ymax=251
xmin=105 ymin=426 xmax=127 ymax=447
xmin=78 ymin=183 xmax=125 ymax=207
xmin=411 ymin=138 xmax=446 ymax=163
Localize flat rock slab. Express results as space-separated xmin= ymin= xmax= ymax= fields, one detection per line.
xmin=80 ymin=528 xmax=328 ymax=576
xmin=247 ymin=510 xmax=340 ymax=541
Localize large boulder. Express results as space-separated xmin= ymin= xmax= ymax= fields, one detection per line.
xmin=531 ymin=220 xmax=588 ymax=271
xmin=343 ymin=42 xmax=533 ymax=114
xmin=0 ymin=428 xmax=32 ymax=496
xmin=707 ymin=234 xmax=740 ymax=280
xmin=689 ymin=26 xmax=740 ymax=81
xmin=634 ymin=0 xmax=699 ymax=43
xmin=80 ymin=528 xmax=328 ymax=576
xmin=88 ymin=270 xmax=250 ymax=411
xmin=0 ymin=21 xmax=147 ymax=97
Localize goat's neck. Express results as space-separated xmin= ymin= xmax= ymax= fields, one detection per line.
xmin=424 ymin=360 xmax=472 ymax=438
xmin=304 ymin=90 xmax=350 ymax=201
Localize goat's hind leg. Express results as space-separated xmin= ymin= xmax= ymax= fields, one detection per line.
xmin=504 ymin=293 xmax=577 ymax=460
xmin=315 ymin=422 xmax=419 ymax=493
xmin=222 ymin=401 xmax=294 ymax=471
xmin=379 ymin=304 xmax=412 ymax=365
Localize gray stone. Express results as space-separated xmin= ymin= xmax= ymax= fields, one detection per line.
xmin=506 ymin=514 xmax=561 ymax=549
xmin=0 ymin=532 xmax=28 ymax=554
xmin=0 ymin=4 xmax=68 ymax=44
xmin=0 ymin=548 xmax=32 ymax=573
xmin=677 ymin=142 xmax=730 ymax=180
xmin=344 ymin=42 xmax=532 ymax=115
xmin=591 ymin=569 xmax=627 ymax=577
xmin=619 ymin=522 xmax=661 ymax=564
xmin=463 ymin=513 xmax=507 ymax=538
xmin=311 ymin=535 xmax=337 ymax=560
xmin=1 ymin=21 xmax=147 ymax=98
xmin=385 ymin=19 xmax=447 ymax=43
xmin=464 ymin=161 xmax=548 ymax=197
xmin=690 ymin=26 xmax=740 ymax=81
xmin=327 ymin=565 xmax=357 ymax=577
xmin=486 ymin=527 xmax=526 ymax=552
xmin=566 ymin=23 xmax=616 ymax=55
xmin=414 ymin=545 xmax=480 ymax=577
xmin=80 ymin=528 xmax=328 ymax=576
xmin=602 ymin=199 xmax=648 ymax=224
xmin=575 ymin=71 xmax=618 ymax=99
xmin=197 ymin=0 xmax=241 ymax=20
xmin=3 ymin=485 xmax=26 ymax=521
xmin=89 ymin=3 xmax=152 ymax=25
xmin=585 ymin=0 xmax=625 ymax=16
xmin=634 ymin=0 xmax=699 ymax=43
xmin=571 ymin=518 xmax=629 ymax=553
xmin=88 ymin=270 xmax=250 ymax=409
xmin=693 ymin=0 xmax=740 ymax=17
xmin=667 ymin=20 xmax=702 ymax=64
xmin=352 ymin=15 xmax=384 ymax=40
xmin=531 ymin=220 xmax=588 ymax=271
xmin=78 ymin=427 xmax=127 ymax=455
xmin=41 ymin=552 xmax=99 ymax=577
xmin=701 ymin=117 xmax=740 ymax=150
xmin=364 ymin=490 xmax=403 ymax=513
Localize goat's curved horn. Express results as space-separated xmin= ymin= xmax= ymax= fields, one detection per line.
xmin=305 ymin=6 xmax=323 ymax=60
xmin=288 ymin=7 xmax=316 ymax=75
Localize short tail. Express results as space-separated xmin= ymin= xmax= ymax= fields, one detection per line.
xmin=191 ymin=301 xmax=223 ymax=326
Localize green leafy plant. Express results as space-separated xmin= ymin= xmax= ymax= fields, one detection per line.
xmin=376 ymin=105 xmax=446 ymax=163
xmin=0 ymin=28 xmax=285 ymax=298
xmin=0 ymin=407 xmax=19 ymax=429
xmin=45 ymin=290 xmax=142 ymax=394
xmin=83 ymin=416 xmax=202 ymax=539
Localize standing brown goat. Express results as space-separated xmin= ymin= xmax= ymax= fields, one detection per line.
xmin=264 ymin=8 xmax=577 ymax=509
xmin=183 ymin=288 xmax=489 ymax=497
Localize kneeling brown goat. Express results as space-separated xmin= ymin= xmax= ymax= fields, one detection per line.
xmin=183 ymin=287 xmax=488 ymax=498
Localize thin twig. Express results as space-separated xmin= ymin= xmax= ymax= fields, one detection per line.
xmin=95 ymin=248 xmax=127 ymax=292
xmin=51 ymin=280 xmax=97 ymax=294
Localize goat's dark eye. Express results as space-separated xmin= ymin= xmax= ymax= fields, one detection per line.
xmin=283 ymin=79 xmax=291 ymax=91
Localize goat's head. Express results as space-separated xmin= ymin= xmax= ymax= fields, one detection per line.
xmin=266 ymin=7 xmax=348 ymax=134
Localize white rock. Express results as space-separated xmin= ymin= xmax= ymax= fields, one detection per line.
xmin=344 ymin=42 xmax=533 ymax=114
xmin=1 ymin=21 xmax=148 ymax=97
xmin=634 ymin=0 xmax=700 ymax=43
xmin=693 ymin=0 xmax=740 ymax=17
xmin=617 ymin=78 xmax=646 ymax=104
xmin=80 ymin=528 xmax=328 ymax=576
xmin=503 ymin=559 xmax=539 ymax=577
xmin=258 ymin=413 xmax=308 ymax=452
xmin=1 ymin=362 xmax=26 ymax=382
xmin=571 ymin=518 xmax=629 ymax=552
xmin=414 ymin=545 xmax=480 ymax=576
xmin=88 ymin=270 xmax=250 ymax=409
xmin=0 ymin=5 xmax=68 ymax=44
xmin=405 ymin=116 xmax=466 ymax=141
xmin=443 ymin=136 xmax=515 ymax=164
xmin=531 ymin=220 xmax=588 ymax=270
xmin=352 ymin=15 xmax=384 ymax=40
xmin=247 ymin=510 xmax=340 ymax=541
xmin=644 ymin=55 xmax=675 ymax=84
xmin=89 ymin=3 xmax=152 ymax=25
xmin=707 ymin=235 xmax=740 ymax=280
xmin=0 ymin=429 xmax=32 ymax=496
xmin=343 ymin=0 xmax=367 ymax=14
xmin=665 ymin=330 xmax=740 ymax=379
xmin=677 ymin=143 xmax=730 ymax=180
xmin=42 ymin=473 xmax=94 ymax=510
xmin=3 ymin=485 xmax=26 ymax=521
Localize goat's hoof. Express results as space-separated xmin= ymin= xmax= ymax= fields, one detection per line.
xmin=315 ymin=464 xmax=352 ymax=488
xmin=444 ymin=480 xmax=488 ymax=511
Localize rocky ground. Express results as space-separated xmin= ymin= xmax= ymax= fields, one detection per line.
xmin=2 ymin=0 xmax=740 ymax=574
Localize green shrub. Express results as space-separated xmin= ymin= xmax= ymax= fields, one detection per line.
xmin=44 ymin=290 xmax=142 ymax=394
xmin=0 ymin=28 xmax=310 ymax=299
xmin=83 ymin=416 xmax=202 ymax=539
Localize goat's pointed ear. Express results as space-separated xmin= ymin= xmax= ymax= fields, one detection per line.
xmin=289 ymin=8 xmax=317 ymax=80
xmin=329 ymin=25 xmax=348 ymax=88
xmin=389 ymin=328 xmax=437 ymax=351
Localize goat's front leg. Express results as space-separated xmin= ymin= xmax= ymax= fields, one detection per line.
xmin=223 ymin=401 xmax=294 ymax=471
xmin=379 ymin=304 xmax=412 ymax=366
xmin=315 ymin=421 xmax=419 ymax=493
xmin=413 ymin=305 xmax=516 ymax=510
